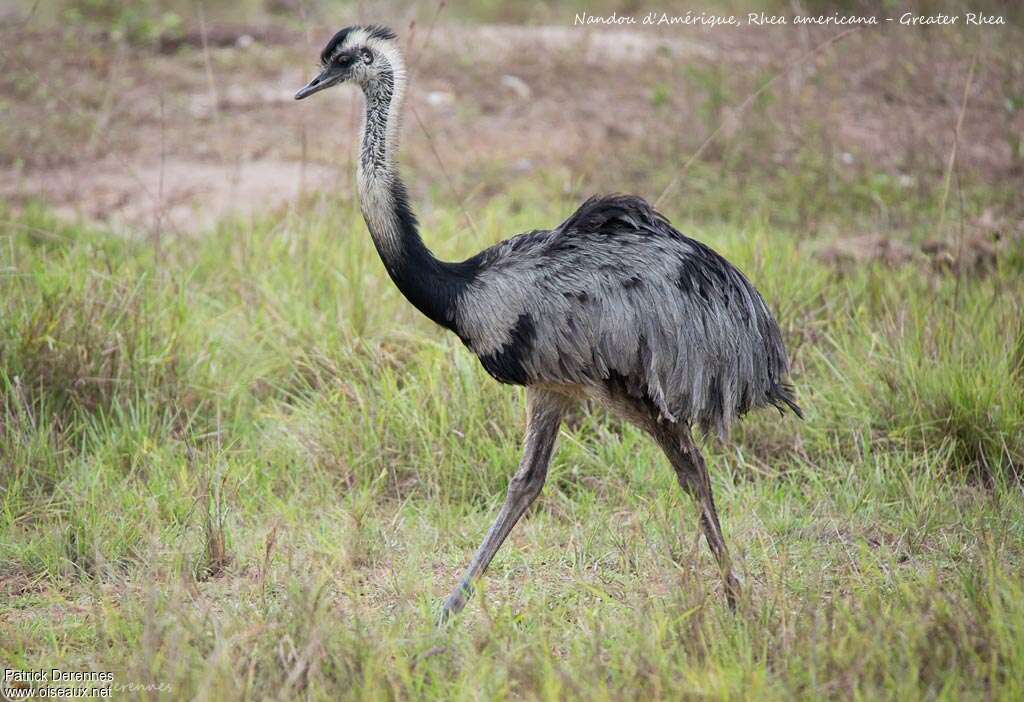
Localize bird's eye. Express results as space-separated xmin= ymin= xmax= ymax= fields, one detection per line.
xmin=336 ymin=53 xmax=354 ymax=67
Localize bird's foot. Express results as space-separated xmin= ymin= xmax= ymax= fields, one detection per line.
xmin=724 ymin=571 xmax=743 ymax=611
xmin=436 ymin=581 xmax=474 ymax=627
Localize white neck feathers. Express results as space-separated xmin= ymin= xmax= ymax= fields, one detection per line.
xmin=356 ymin=43 xmax=407 ymax=263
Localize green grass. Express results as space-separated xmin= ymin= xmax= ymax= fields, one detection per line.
xmin=1 ymin=188 xmax=1023 ymax=700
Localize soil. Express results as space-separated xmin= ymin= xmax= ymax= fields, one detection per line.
xmin=1 ymin=21 xmax=1021 ymax=243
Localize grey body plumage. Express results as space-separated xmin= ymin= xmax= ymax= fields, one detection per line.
xmin=295 ymin=25 xmax=801 ymax=621
xmin=456 ymin=194 xmax=801 ymax=436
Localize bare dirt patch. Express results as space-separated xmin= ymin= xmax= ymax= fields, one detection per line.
xmin=1 ymin=22 xmax=1021 ymax=235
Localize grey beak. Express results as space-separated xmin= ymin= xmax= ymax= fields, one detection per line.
xmin=295 ymin=68 xmax=333 ymax=100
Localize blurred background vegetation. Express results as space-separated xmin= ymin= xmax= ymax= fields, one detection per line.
xmin=14 ymin=0 xmax=1024 ymax=39
xmin=2 ymin=0 xmax=1021 ymax=236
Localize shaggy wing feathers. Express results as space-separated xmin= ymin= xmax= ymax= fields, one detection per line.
xmin=456 ymin=195 xmax=800 ymax=434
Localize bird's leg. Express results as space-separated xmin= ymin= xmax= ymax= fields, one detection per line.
xmin=655 ymin=426 xmax=741 ymax=609
xmin=440 ymin=388 xmax=567 ymax=623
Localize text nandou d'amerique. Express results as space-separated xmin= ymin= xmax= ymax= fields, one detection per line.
xmin=574 ymin=11 xmax=1006 ymax=27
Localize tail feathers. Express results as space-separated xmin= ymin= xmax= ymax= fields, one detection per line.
xmin=768 ymin=382 xmax=804 ymax=420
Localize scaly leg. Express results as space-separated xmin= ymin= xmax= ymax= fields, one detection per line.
xmin=439 ymin=387 xmax=568 ymax=622
xmin=654 ymin=425 xmax=741 ymax=609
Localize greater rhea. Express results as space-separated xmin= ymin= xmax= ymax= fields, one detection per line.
xmin=295 ymin=25 xmax=801 ymax=620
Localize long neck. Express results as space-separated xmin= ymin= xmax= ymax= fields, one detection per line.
xmin=356 ymin=51 xmax=467 ymax=331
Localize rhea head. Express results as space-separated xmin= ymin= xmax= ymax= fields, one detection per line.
xmin=295 ymin=25 xmax=401 ymax=100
